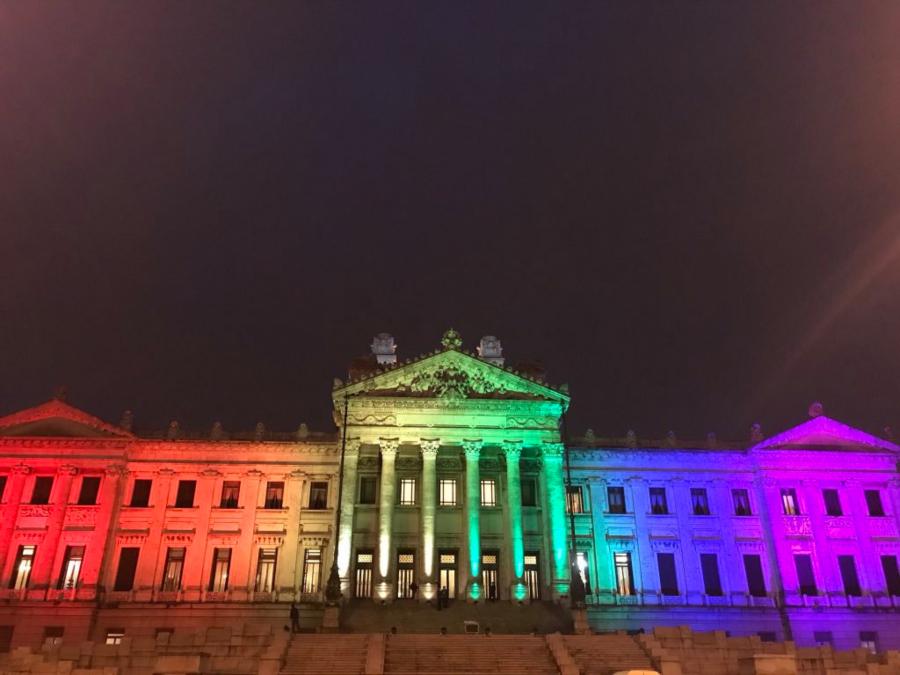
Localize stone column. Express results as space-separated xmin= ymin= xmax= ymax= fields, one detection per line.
xmin=0 ymin=465 xmax=30 ymax=587
xmin=336 ymin=440 xmax=360 ymax=594
xmin=376 ymin=438 xmax=399 ymax=600
xmin=29 ymin=465 xmax=77 ymax=595
xmin=420 ymin=439 xmax=440 ymax=600
xmin=503 ymin=441 xmax=526 ymax=601
xmin=542 ymin=443 xmax=570 ymax=599
xmin=463 ymin=440 xmax=483 ymax=601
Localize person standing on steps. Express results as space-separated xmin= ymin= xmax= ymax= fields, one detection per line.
xmin=289 ymin=602 xmax=300 ymax=633
xmin=409 ymin=580 xmax=419 ymax=599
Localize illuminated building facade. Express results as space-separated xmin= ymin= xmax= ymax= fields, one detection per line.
xmin=0 ymin=331 xmax=898 ymax=651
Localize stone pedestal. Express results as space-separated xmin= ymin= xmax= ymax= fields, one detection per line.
xmin=321 ymin=606 xmax=341 ymax=632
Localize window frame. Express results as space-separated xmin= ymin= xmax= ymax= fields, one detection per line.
xmin=77 ymin=477 xmax=101 ymax=506
xmin=566 ymin=485 xmax=585 ymax=514
xmin=439 ymin=478 xmax=457 ymax=507
xmin=398 ymin=478 xmax=417 ymax=506
xmin=174 ymin=480 xmax=196 ymax=508
xmin=358 ymin=476 xmax=377 ymax=505
xmin=607 ymin=486 xmax=626 ymax=514
xmin=480 ymin=478 xmax=497 ymax=507
xmin=649 ymin=487 xmax=669 ymax=515
xmin=308 ymin=482 xmax=328 ymax=510
xmin=264 ymin=481 xmax=285 ymax=509
xmin=781 ymin=488 xmax=800 ymax=516
xmin=219 ymin=481 xmax=241 ymax=509
xmin=732 ymin=488 xmax=752 ymax=516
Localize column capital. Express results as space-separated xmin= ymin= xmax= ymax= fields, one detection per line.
xmin=105 ymin=464 xmax=127 ymax=477
xmin=541 ymin=442 xmax=565 ymax=459
xmin=502 ymin=441 xmax=523 ymax=460
xmin=345 ymin=438 xmax=362 ymax=455
xmin=461 ymin=440 xmax=482 ymax=459
xmin=58 ymin=464 xmax=78 ymax=476
xmin=379 ymin=438 xmax=400 ymax=456
xmin=420 ymin=439 xmax=440 ymax=458
xmin=12 ymin=464 xmax=31 ymax=475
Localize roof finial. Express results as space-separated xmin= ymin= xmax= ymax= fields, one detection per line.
xmin=53 ymin=385 xmax=68 ymax=402
xmin=441 ymin=328 xmax=462 ymax=350
xmin=750 ymin=422 xmax=764 ymax=443
xmin=808 ymin=401 xmax=824 ymax=418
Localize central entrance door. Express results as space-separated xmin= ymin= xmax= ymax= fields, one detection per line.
xmin=481 ymin=551 xmax=499 ymax=600
xmin=396 ymin=550 xmax=416 ymax=598
xmin=438 ymin=550 xmax=457 ymax=599
xmin=524 ymin=552 xmax=541 ymax=600
xmin=354 ymin=550 xmax=373 ymax=598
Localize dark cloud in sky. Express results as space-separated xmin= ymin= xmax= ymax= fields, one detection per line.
xmin=2 ymin=2 xmax=899 ymax=440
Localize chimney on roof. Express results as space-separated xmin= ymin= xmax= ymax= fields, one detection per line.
xmin=884 ymin=426 xmax=894 ymax=441
xmin=625 ymin=430 xmax=637 ymax=448
xmin=254 ymin=422 xmax=266 ymax=441
xmin=211 ymin=421 xmax=224 ymax=441
xmin=119 ymin=410 xmax=134 ymax=432
xmin=477 ymin=335 xmax=504 ymax=366
xmin=666 ymin=431 xmax=677 ymax=447
xmin=808 ymin=401 xmax=824 ymax=418
xmin=53 ymin=385 xmax=68 ymax=402
xmin=750 ymin=423 xmax=764 ymax=443
xmin=371 ymin=333 xmax=397 ymax=365
xmin=706 ymin=432 xmax=717 ymax=449
xmin=166 ymin=421 xmax=179 ymax=441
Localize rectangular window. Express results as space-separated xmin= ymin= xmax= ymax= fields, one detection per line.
xmin=0 ymin=475 xmax=6 ymax=502
xmin=732 ymin=489 xmax=751 ymax=516
xmin=823 ymin=489 xmax=842 ymax=516
xmin=781 ymin=488 xmax=800 ymax=515
xmin=104 ymin=629 xmax=125 ymax=646
xmin=161 ymin=548 xmax=185 ymax=591
xmin=691 ymin=488 xmax=710 ymax=515
xmin=520 ymin=478 xmax=537 ymax=507
xmin=881 ymin=555 xmax=900 ymax=596
xmin=399 ymin=478 xmax=416 ymax=506
xmin=302 ymin=548 xmax=321 ymax=594
xmin=794 ymin=554 xmax=817 ymax=595
xmin=58 ymin=545 xmax=85 ymax=590
xmin=566 ymin=486 xmax=584 ymax=514
xmin=308 ymin=482 xmax=328 ymax=509
xmin=130 ymin=479 xmax=152 ymax=507
xmin=220 ymin=481 xmax=240 ymax=508
xmin=439 ymin=479 xmax=457 ymax=506
xmin=700 ymin=553 xmax=723 ymax=596
xmin=838 ymin=555 xmax=862 ymax=596
xmin=77 ymin=477 xmax=101 ymax=505
xmin=607 ymin=487 xmax=626 ymax=514
xmin=575 ymin=551 xmax=591 ymax=592
xmin=744 ymin=554 xmax=767 ymax=597
xmin=657 ymin=552 xmax=678 ymax=595
xmin=359 ymin=476 xmax=377 ymax=505
xmin=113 ymin=548 xmax=139 ymax=591
xmin=480 ymin=479 xmax=496 ymax=507
xmin=256 ymin=548 xmax=277 ymax=592
xmin=174 ymin=481 xmax=196 ymax=508
xmin=865 ymin=490 xmax=885 ymax=516
xmin=614 ymin=552 xmax=634 ymax=596
xmin=31 ymin=477 xmax=53 ymax=505
xmin=208 ymin=548 xmax=231 ymax=592
xmin=264 ymin=481 xmax=284 ymax=509
xmin=10 ymin=545 xmax=35 ymax=590
xmin=860 ymin=631 xmax=878 ymax=654
xmin=649 ymin=487 xmax=669 ymax=515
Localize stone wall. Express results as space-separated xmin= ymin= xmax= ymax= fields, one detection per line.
xmin=0 ymin=623 xmax=287 ymax=675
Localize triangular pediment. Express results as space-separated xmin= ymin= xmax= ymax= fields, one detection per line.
xmin=334 ymin=348 xmax=570 ymax=405
xmin=752 ymin=415 xmax=899 ymax=453
xmin=0 ymin=399 xmax=133 ymax=439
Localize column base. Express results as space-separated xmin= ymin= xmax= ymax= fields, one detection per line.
xmin=466 ymin=579 xmax=483 ymax=603
xmin=421 ymin=582 xmax=437 ymax=601
xmin=374 ymin=581 xmax=395 ymax=602
xmin=510 ymin=581 xmax=530 ymax=603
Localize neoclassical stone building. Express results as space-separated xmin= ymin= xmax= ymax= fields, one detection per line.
xmin=0 ymin=331 xmax=898 ymax=651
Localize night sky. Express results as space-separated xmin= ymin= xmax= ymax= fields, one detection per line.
xmin=2 ymin=3 xmax=900 ymax=441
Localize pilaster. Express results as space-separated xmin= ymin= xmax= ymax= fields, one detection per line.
xmin=0 ymin=465 xmax=29 ymax=588
xmin=503 ymin=441 xmax=526 ymax=601
xmin=29 ymin=465 xmax=77 ymax=594
xmin=420 ymin=439 xmax=440 ymax=600
xmin=376 ymin=438 xmax=399 ymax=600
xmin=463 ymin=440 xmax=483 ymax=601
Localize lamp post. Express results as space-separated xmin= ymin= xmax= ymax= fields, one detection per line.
xmin=324 ymin=396 xmax=350 ymax=605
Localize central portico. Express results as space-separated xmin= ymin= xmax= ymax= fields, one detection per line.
xmin=332 ymin=330 xmax=571 ymax=603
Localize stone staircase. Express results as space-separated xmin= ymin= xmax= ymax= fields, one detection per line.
xmin=564 ymin=633 xmax=656 ymax=675
xmin=384 ymin=634 xmax=560 ymax=674
xmin=340 ymin=599 xmax=573 ymax=634
xmin=281 ymin=633 xmax=369 ymax=674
